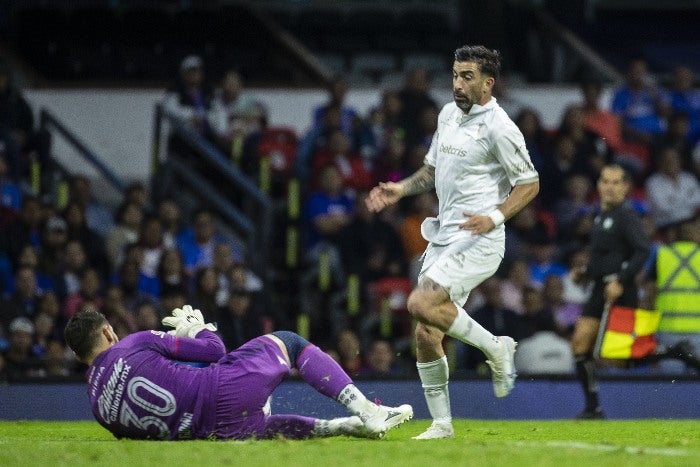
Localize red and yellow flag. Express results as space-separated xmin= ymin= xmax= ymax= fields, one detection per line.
xmin=599 ymin=306 xmax=661 ymax=359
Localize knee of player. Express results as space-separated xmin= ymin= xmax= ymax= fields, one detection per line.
xmin=406 ymin=292 xmax=431 ymax=322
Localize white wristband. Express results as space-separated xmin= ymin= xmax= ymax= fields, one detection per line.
xmin=487 ymin=209 xmax=505 ymax=227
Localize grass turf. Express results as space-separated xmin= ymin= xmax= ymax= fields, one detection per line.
xmin=0 ymin=419 xmax=698 ymax=466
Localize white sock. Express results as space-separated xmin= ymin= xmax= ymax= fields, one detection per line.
xmin=416 ymin=356 xmax=451 ymax=424
xmin=446 ymin=305 xmax=501 ymax=357
xmin=337 ymin=384 xmax=374 ymax=416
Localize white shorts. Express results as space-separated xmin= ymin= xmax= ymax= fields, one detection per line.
xmin=419 ymin=235 xmax=504 ymax=306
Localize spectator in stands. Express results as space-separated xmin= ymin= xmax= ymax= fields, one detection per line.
xmin=1 ymin=317 xmax=43 ymax=379
xmin=52 ymin=239 xmax=89 ymax=303
xmin=4 ymin=244 xmax=54 ymax=297
xmin=556 ymin=104 xmax=612 ymax=183
xmin=579 ymin=78 xmax=623 ymax=154
xmin=63 ymin=200 xmax=110 ymax=280
xmin=227 ymin=260 xmax=263 ymax=295
xmin=399 ymin=191 xmax=437 ymax=280
xmin=156 ymin=247 xmax=189 ymax=298
xmin=212 ymin=242 xmax=238 ymax=307
xmin=304 ymin=164 xmax=354 ymax=253
xmin=659 ymin=65 xmax=700 ymax=142
xmin=553 ymin=174 xmax=593 ymax=238
xmin=68 ymin=175 xmax=114 ymax=239
xmin=101 ymin=285 xmax=137 ymax=338
xmin=0 ymin=58 xmax=49 ymax=183
xmin=313 ymin=75 xmax=359 ymax=144
xmin=189 ymin=266 xmax=219 ymax=323
xmin=337 ymin=190 xmax=407 ymax=284
xmin=296 ymin=103 xmax=343 ymax=185
xmin=499 ymin=259 xmax=531 ymax=316
xmin=410 ymin=103 xmax=439 ymax=153
xmin=35 ymin=290 xmax=60 ymax=326
xmin=374 ymin=130 xmax=407 ymax=185
xmin=611 ymin=58 xmax=665 ymax=144
xmin=520 ymin=285 xmax=560 ymax=338
xmin=32 ymin=308 xmax=57 ymax=356
xmin=1 ymin=265 xmax=42 ymax=330
xmin=159 ymin=288 xmax=187 ymax=323
xmin=162 ymin=54 xmax=214 ymax=141
xmin=208 ymin=68 xmax=260 ymax=157
xmin=644 ymin=146 xmax=700 ymax=229
xmin=178 ymin=207 xmax=240 ymax=274
xmin=105 ymin=201 xmax=143 ymax=271
xmin=524 ymin=229 xmax=567 ymax=288
xmin=37 ymin=215 xmax=69 ymax=278
xmin=113 ymin=259 xmax=157 ymax=317
xmin=397 ymin=67 xmax=437 ymax=148
xmin=561 ymin=248 xmax=592 ymax=324
xmin=538 ymin=133 xmax=587 ymax=210
xmin=215 ymin=287 xmax=268 ymax=352
xmin=652 ymin=111 xmax=695 ymax=173
xmin=335 ymin=328 xmax=365 ymax=378
xmin=541 ymin=274 xmax=580 ymax=338
xmin=62 ymin=267 xmax=103 ymax=320
xmin=42 ymin=340 xmax=73 ymax=378
xmin=311 ymin=128 xmax=375 ymax=194
xmin=356 ymin=106 xmax=386 ymax=164
xmin=137 ymin=215 xmax=165 ymax=280
xmin=504 ymin=203 xmax=550 ymax=266
xmin=0 ymin=195 xmax=43 ymax=269
xmin=118 ymin=243 xmax=159 ymax=299
xmin=514 ymin=107 xmax=548 ymax=172
xmin=124 ymin=181 xmax=151 ymax=212
xmin=379 ymin=89 xmax=403 ymax=136
xmin=156 ymin=197 xmax=187 ymax=249
xmin=360 ymin=338 xmax=412 ymax=378
xmin=133 ymin=301 xmax=162 ymax=332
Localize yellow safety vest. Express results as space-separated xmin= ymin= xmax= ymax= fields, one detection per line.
xmin=655 ymin=241 xmax=700 ymax=333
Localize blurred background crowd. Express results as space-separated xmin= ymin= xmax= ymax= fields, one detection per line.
xmin=0 ymin=0 xmax=698 ymax=382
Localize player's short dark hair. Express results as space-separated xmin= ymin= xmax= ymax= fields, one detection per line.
xmin=65 ymin=308 xmax=109 ymax=361
xmin=454 ymin=45 xmax=501 ymax=78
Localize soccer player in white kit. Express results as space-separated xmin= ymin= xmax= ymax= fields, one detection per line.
xmin=366 ymin=45 xmax=540 ymax=439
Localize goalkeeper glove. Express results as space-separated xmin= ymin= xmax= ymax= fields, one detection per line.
xmin=162 ymin=305 xmax=217 ymax=338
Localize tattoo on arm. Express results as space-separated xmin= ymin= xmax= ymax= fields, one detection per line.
xmin=401 ymin=165 xmax=435 ymax=197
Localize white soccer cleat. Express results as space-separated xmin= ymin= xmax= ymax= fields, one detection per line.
xmin=486 ymin=336 xmax=517 ymax=398
xmin=411 ymin=421 xmax=455 ymax=440
xmin=360 ymin=403 xmax=414 ymax=439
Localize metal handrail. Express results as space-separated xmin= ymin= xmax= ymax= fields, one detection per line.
xmin=152 ymin=104 xmax=274 ymax=289
xmin=39 ymin=108 xmax=127 ymax=192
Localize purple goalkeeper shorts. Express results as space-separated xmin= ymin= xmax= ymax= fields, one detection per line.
xmin=213 ymin=336 xmax=291 ymax=439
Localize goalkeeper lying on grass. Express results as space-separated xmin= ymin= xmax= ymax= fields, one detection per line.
xmin=64 ymin=306 xmax=412 ymax=440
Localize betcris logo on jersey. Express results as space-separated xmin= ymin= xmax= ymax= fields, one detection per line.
xmin=440 ymin=143 xmax=468 ymax=157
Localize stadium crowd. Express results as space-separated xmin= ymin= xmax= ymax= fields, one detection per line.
xmin=0 ymin=54 xmax=698 ymax=382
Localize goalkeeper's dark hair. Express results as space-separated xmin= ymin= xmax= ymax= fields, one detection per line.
xmin=454 ymin=45 xmax=501 ymax=79
xmin=65 ymin=308 xmax=109 ymax=361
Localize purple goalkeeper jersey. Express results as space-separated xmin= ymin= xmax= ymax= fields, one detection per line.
xmin=86 ymin=330 xmax=226 ymax=440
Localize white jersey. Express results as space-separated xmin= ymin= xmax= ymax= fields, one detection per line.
xmin=422 ymin=98 xmax=539 ymax=245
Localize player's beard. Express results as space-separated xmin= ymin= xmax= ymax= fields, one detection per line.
xmin=454 ymin=92 xmax=472 ymax=112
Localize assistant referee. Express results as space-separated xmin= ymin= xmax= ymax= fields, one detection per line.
xmin=570 ymin=164 xmax=650 ymax=419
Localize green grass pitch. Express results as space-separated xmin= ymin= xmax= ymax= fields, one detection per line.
xmin=0 ymin=419 xmax=698 ymax=466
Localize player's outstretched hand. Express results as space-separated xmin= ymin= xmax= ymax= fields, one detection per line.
xmin=366 ymin=182 xmax=403 ymax=212
xmin=162 ymin=305 xmax=217 ymax=338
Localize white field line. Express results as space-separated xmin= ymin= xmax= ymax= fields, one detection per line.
xmin=513 ymin=440 xmax=696 ymax=457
